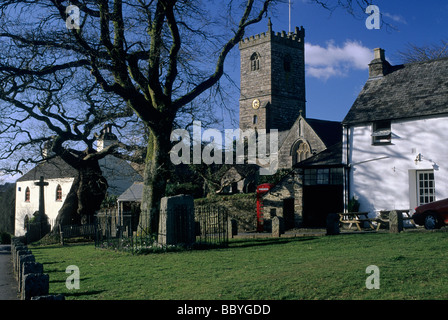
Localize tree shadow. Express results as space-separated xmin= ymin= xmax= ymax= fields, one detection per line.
xmin=228 ymin=236 xmax=318 ymax=249
xmin=55 ymin=290 xmax=106 ymax=298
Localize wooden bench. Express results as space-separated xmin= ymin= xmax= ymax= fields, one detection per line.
xmin=338 ymin=212 xmax=380 ymax=231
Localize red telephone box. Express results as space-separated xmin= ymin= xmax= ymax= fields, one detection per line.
xmin=256 ymin=183 xmax=274 ymax=232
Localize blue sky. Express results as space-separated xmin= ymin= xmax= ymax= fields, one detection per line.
xmin=223 ymin=0 xmax=448 ymax=123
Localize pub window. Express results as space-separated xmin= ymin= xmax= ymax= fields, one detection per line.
xmin=372 ymin=120 xmax=391 ymax=145
xmin=25 ymin=187 xmax=30 ymax=202
xmin=250 ymin=52 xmax=260 ymax=71
xmin=304 ymin=168 xmax=344 ymax=186
xmin=56 ymin=184 xmax=63 ymax=201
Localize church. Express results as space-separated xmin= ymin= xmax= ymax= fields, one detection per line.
xmin=14 ymin=125 xmax=143 ymax=236
xmin=224 ymin=19 xmax=344 ymax=229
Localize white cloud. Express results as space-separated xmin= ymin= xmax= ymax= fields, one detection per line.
xmin=383 ymin=12 xmax=407 ymax=25
xmin=305 ymin=40 xmax=373 ymax=80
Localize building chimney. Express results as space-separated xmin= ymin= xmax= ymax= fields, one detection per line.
xmin=369 ymin=48 xmax=391 ymax=78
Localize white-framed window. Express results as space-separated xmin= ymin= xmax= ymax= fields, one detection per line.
xmin=417 ymin=170 xmax=436 ymax=206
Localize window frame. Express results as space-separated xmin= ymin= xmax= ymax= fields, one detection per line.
xmin=25 ymin=187 xmax=30 ymax=202
xmin=250 ymin=52 xmax=260 ymax=71
xmin=56 ymin=184 xmax=63 ymax=201
xmin=372 ymin=120 xmax=392 ymax=145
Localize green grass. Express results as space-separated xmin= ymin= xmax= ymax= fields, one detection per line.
xmin=29 ymin=231 xmax=448 ymax=300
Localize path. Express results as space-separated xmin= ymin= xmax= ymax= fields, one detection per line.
xmin=0 ymin=245 xmax=19 ymax=300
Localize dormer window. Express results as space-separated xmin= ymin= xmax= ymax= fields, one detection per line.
xmin=250 ymin=52 xmax=260 ymax=71
xmin=372 ymin=120 xmax=391 ymax=145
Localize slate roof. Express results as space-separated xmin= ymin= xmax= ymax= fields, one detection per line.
xmin=306 ymin=119 xmax=342 ymax=148
xmin=343 ymin=57 xmax=448 ymax=125
xmin=117 ymin=182 xmax=143 ymax=202
xmin=16 ymin=157 xmax=78 ymax=182
xmin=294 ymin=142 xmax=343 ymax=168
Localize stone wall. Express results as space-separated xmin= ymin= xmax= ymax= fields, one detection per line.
xmin=11 ymin=237 xmax=63 ymax=300
xmin=195 ymin=194 xmax=257 ymax=232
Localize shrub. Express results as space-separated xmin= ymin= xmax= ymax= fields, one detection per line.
xmin=0 ymin=231 xmax=11 ymax=244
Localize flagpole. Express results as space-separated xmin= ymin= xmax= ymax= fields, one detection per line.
xmin=289 ymin=0 xmax=292 ymax=33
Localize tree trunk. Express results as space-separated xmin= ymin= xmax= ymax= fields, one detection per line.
xmin=54 ymin=159 xmax=108 ymax=228
xmin=77 ymin=163 xmax=109 ymax=224
xmin=55 ymin=174 xmax=80 ymax=227
xmin=139 ymin=125 xmax=173 ymax=236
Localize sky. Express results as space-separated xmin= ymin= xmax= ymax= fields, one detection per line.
xmin=2 ymin=0 xmax=448 ymax=183
xmin=222 ymin=0 xmax=448 ymax=124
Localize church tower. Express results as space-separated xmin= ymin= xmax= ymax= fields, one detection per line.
xmin=239 ymin=19 xmax=306 ymax=132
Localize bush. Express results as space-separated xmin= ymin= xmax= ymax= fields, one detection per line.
xmin=0 ymin=231 xmax=11 ymax=244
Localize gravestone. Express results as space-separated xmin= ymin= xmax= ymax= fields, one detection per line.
xmin=158 ymin=195 xmax=195 ymax=246
xmin=389 ymin=210 xmax=403 ymax=233
xmin=272 ymin=216 xmax=284 ymax=237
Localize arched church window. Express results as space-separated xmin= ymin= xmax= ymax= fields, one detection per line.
xmin=25 ymin=187 xmax=30 ymax=202
xmin=250 ymin=52 xmax=260 ymax=71
xmin=297 ymin=142 xmax=311 ymax=162
xmin=292 ymin=141 xmax=311 ymax=164
xmin=56 ymin=184 xmax=62 ymax=201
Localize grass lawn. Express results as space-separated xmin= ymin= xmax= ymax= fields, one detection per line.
xmin=29 ymin=230 xmax=448 ymax=300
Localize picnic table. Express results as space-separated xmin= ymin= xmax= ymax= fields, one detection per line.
xmin=379 ymin=209 xmax=416 ymax=227
xmin=338 ymin=212 xmax=380 ymax=231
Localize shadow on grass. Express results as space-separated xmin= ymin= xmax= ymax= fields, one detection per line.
xmin=56 ymin=289 xmax=106 ymax=298
xmin=50 ymin=277 xmax=91 ymax=284
xmin=227 ymin=236 xmax=318 ymax=249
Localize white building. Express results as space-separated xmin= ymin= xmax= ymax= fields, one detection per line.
xmin=342 ymin=48 xmax=448 ymax=216
xmin=14 ymin=126 xmax=143 ymax=236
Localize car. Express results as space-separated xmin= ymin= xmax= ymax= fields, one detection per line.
xmin=412 ymin=198 xmax=448 ymax=230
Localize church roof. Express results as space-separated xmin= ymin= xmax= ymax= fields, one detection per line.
xmin=16 ymin=157 xmax=78 ymax=182
xmin=117 ymin=182 xmax=143 ymax=202
xmin=295 ymin=142 xmax=343 ymax=168
xmin=306 ymin=119 xmax=342 ymax=148
xmin=343 ymin=57 xmax=448 ymax=125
